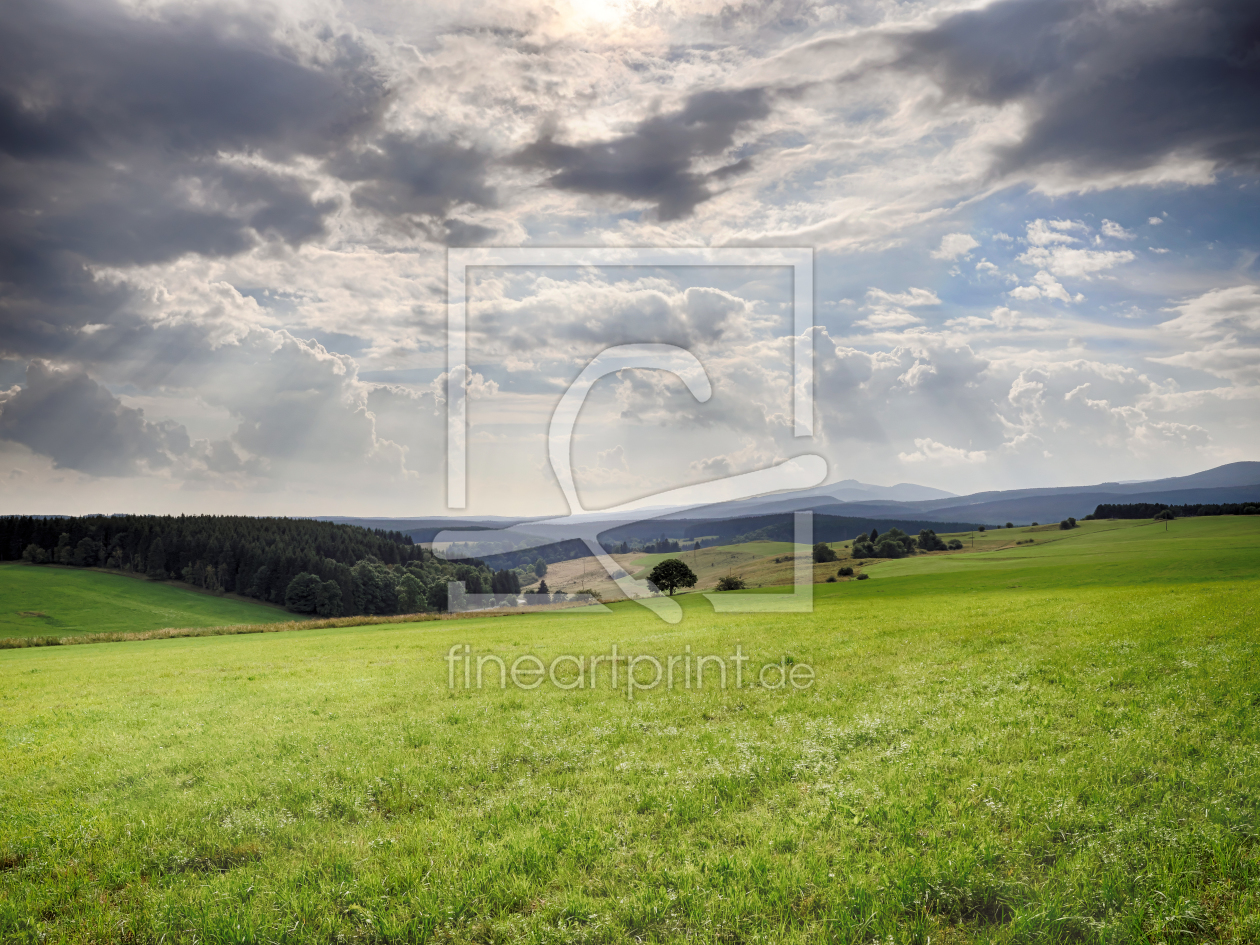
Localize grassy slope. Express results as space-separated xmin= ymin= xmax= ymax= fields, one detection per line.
xmin=627 ymin=540 xmax=797 ymax=584
xmin=864 ymin=517 xmax=1260 ymax=589
xmin=1 ymin=520 xmax=1258 ymax=943
xmin=0 ymin=564 xmax=288 ymax=639
xmin=623 ymin=522 xmax=1138 ymax=592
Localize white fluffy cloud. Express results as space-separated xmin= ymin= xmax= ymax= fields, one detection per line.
xmin=931 ymin=233 xmax=979 ymax=261
xmin=2 ymin=0 xmax=1256 ymax=513
xmin=1150 ymin=286 xmax=1260 ymax=385
xmin=1016 ymin=220 xmax=1136 ymax=278
xmin=898 ymin=438 xmax=986 ymax=466
xmin=1009 ymin=271 xmax=1080 ymax=304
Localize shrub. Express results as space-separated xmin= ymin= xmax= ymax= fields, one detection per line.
xmin=837 ymin=566 xmax=853 ymax=577
xmin=1031 ymin=522 xmax=1039 ymax=526
xmin=947 ymin=539 xmax=963 ymax=550
xmin=978 ymin=525 xmax=986 ymax=532
xmin=812 ymin=542 xmax=838 ymax=563
xmin=853 ymin=529 xmax=915 ymax=558
xmin=856 ymin=573 xmax=869 ymax=580
xmin=715 ymin=575 xmax=746 ymax=591
xmin=21 ymin=543 xmax=49 ymax=564
xmin=825 ymin=575 xmax=836 ymax=583
xmin=917 ymin=529 xmax=948 ymax=551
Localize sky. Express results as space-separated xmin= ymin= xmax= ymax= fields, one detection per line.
xmin=0 ymin=0 xmax=1257 ymax=517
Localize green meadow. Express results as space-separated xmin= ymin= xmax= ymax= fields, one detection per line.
xmin=0 ymin=564 xmax=289 ymax=640
xmin=1 ymin=517 xmax=1258 ymax=943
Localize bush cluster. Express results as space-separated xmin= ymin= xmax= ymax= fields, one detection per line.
xmin=849 ymin=527 xmax=960 ymax=559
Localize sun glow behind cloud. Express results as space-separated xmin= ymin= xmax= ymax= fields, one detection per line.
xmin=0 ymin=0 xmax=1256 ymax=515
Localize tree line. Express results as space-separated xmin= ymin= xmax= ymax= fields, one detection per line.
xmin=0 ymin=514 xmax=516 ymax=617
xmin=1087 ymin=501 xmax=1259 ymax=520
xmin=726 ymin=514 xmax=980 ymax=545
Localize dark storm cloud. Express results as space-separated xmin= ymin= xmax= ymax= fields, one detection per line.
xmin=0 ymin=0 xmax=383 ymax=161
xmin=0 ymin=0 xmax=498 ymax=361
xmin=0 ymin=361 xmax=190 ymax=475
xmin=512 ymin=87 xmax=771 ymax=220
xmin=0 ymin=0 xmax=378 ymax=360
xmin=330 ymin=133 xmax=498 ymax=243
xmin=334 ymin=134 xmax=496 ymax=217
xmin=895 ymin=0 xmax=1260 ymax=178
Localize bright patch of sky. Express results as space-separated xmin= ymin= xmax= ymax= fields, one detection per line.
xmin=0 ymin=0 xmax=1257 ymax=515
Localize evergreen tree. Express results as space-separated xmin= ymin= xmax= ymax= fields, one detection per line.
xmin=146 ymin=538 xmax=167 ymax=578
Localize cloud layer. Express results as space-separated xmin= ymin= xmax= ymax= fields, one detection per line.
xmin=0 ymin=0 xmax=1256 ymax=514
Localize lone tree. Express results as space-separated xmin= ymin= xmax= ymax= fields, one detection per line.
xmin=812 ymin=542 xmax=838 ymax=563
xmin=533 ymin=557 xmax=548 ymax=578
xmin=647 ymin=558 xmax=697 ymax=596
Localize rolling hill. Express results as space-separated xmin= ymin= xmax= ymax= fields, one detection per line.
xmin=0 ymin=564 xmax=289 ymax=639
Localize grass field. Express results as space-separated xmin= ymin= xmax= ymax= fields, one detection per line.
xmin=0 ymin=564 xmax=289 ymax=639
xmin=558 ymin=523 xmax=1148 ymax=598
xmin=1 ymin=517 xmax=1258 ymax=943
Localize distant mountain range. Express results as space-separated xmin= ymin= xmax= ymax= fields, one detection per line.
xmin=319 ymin=461 xmax=1260 ymax=563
